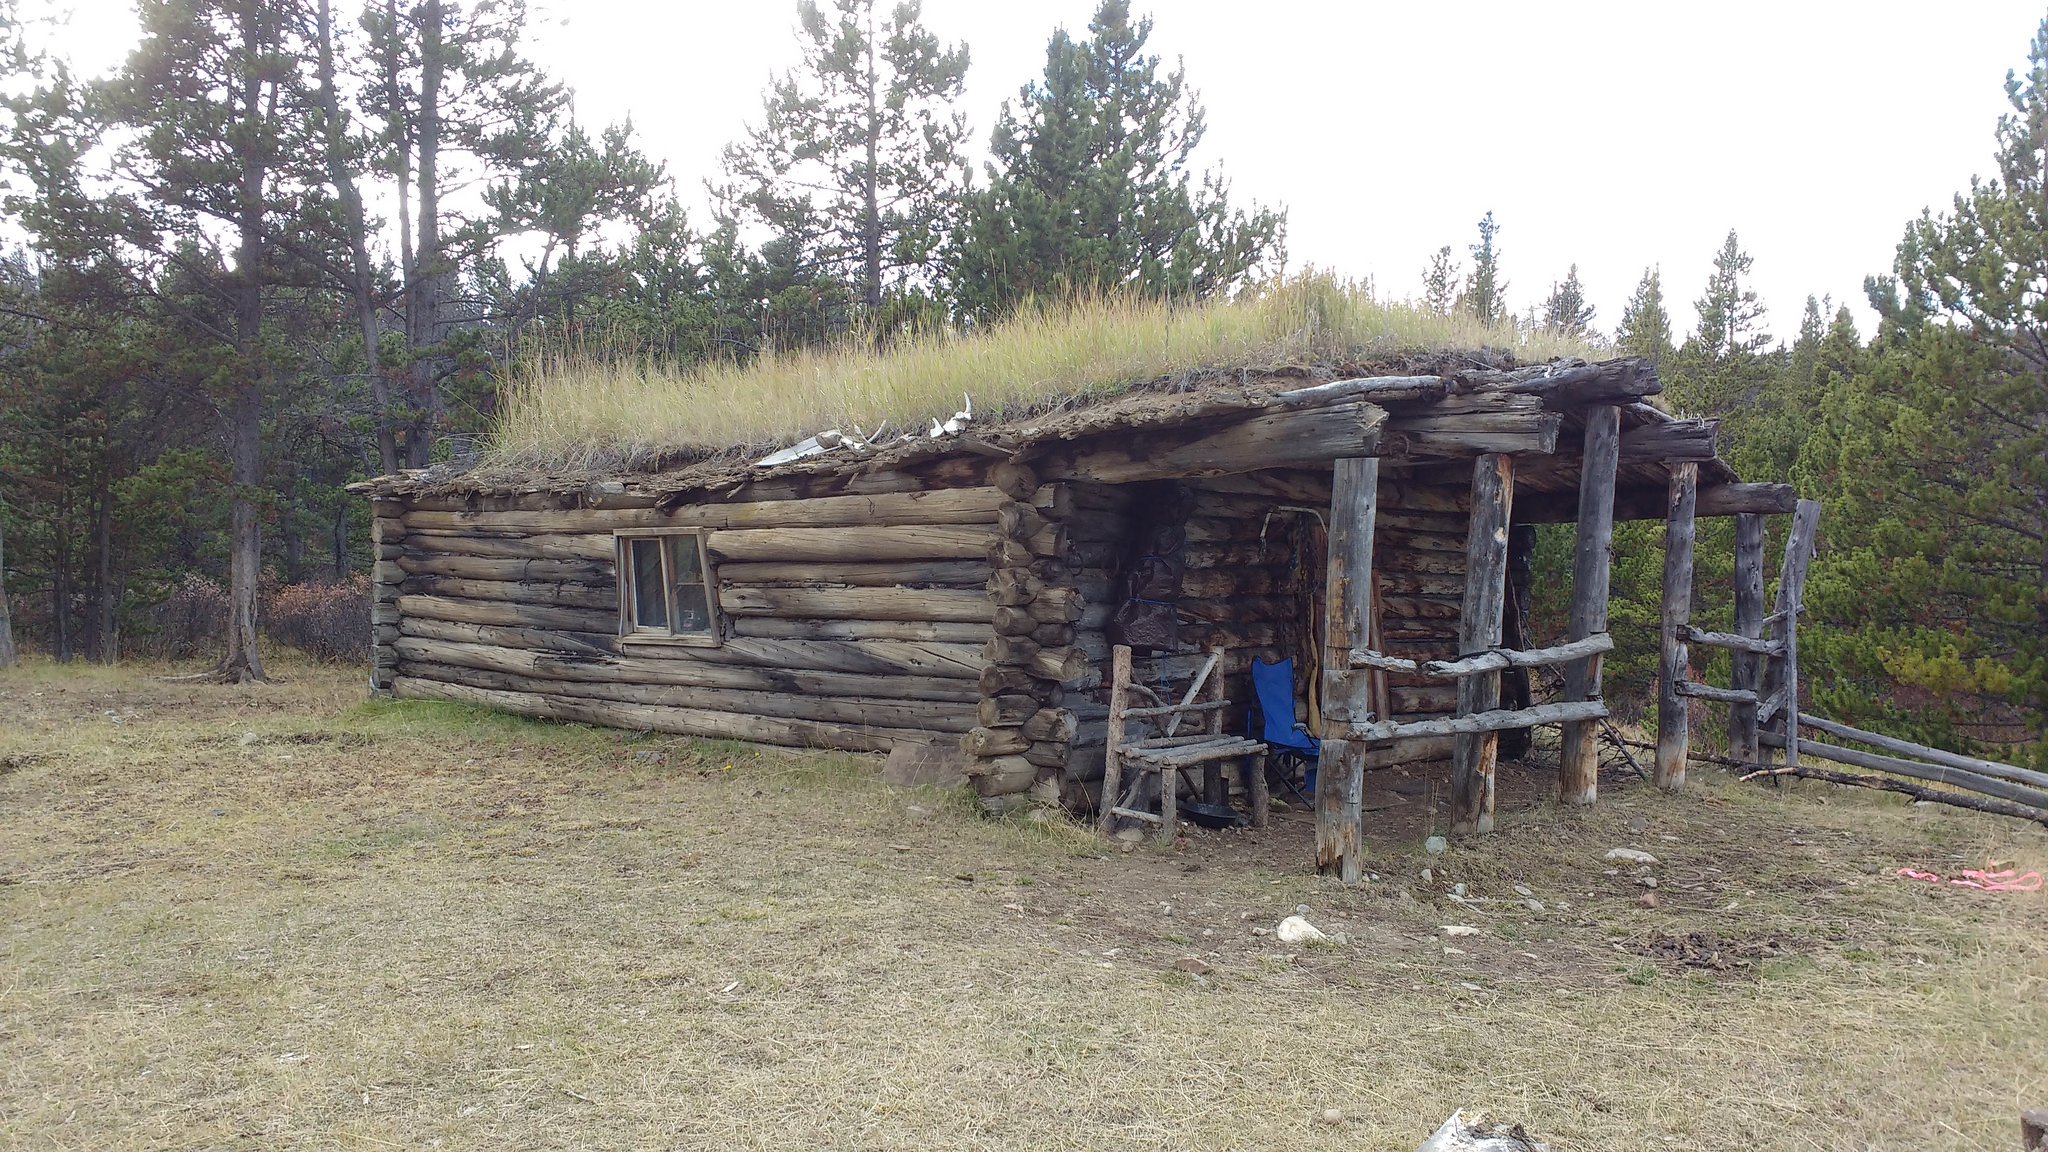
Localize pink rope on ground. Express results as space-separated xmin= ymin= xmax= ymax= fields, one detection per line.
xmin=1895 ymin=864 xmax=2042 ymax=891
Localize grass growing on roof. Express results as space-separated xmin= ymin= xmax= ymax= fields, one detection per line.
xmin=488 ymin=274 xmax=1604 ymax=472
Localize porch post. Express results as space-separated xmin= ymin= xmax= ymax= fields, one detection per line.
xmin=1559 ymin=405 xmax=1620 ymax=805
xmin=1317 ymin=457 xmax=1377 ymax=882
xmin=1655 ymin=462 xmax=1699 ymax=789
xmin=1451 ymin=453 xmax=1514 ymax=836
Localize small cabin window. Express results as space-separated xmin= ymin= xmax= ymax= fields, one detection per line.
xmin=616 ymin=530 xmax=720 ymax=645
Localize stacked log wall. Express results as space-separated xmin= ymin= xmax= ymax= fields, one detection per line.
xmin=385 ymin=486 xmax=1015 ymax=754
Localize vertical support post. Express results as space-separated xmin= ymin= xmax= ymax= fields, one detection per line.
xmin=1655 ymin=463 xmax=1699 ymax=790
xmin=1774 ymin=499 xmax=1823 ymax=772
xmin=1097 ymin=643 xmax=1132 ymax=834
xmin=1728 ymin=512 xmax=1766 ymax=763
xmin=1559 ymin=405 xmax=1620 ymax=805
xmin=1247 ymin=749 xmax=1270 ymax=829
xmin=1317 ymin=457 xmax=1378 ymax=882
xmin=1452 ymin=453 xmax=1513 ymax=836
xmin=1203 ymin=649 xmax=1226 ymax=805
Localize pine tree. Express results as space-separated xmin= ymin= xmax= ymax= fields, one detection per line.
xmin=1456 ymin=211 xmax=1506 ymax=327
xmin=950 ymin=0 xmax=1284 ymax=321
xmin=1541 ymin=264 xmax=1595 ymax=336
xmin=1796 ymin=13 xmax=2048 ymax=758
xmin=1694 ymin=229 xmax=1770 ymax=362
xmin=717 ymin=0 xmax=969 ymax=338
xmin=1615 ymin=267 xmax=1672 ymax=365
xmin=1421 ymin=245 xmax=1458 ymax=317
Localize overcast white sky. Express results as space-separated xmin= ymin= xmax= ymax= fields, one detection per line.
xmin=38 ymin=0 xmax=2048 ymax=341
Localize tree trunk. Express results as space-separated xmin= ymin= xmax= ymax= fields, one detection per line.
xmin=93 ymin=481 xmax=116 ymax=663
xmin=404 ymin=0 xmax=446 ymax=469
xmin=0 ymin=499 xmax=17 ymax=668
xmin=333 ymin=503 xmax=349 ymax=580
xmin=52 ymin=484 xmax=71 ymax=663
xmin=318 ymin=0 xmax=398 ymax=475
xmin=219 ymin=9 xmax=270 ymax=682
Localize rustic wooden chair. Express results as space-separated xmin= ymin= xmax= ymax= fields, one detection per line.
xmin=1098 ymin=644 xmax=1269 ymax=840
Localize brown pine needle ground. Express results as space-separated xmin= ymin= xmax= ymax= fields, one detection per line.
xmin=3 ymin=655 xmax=2044 ymax=1150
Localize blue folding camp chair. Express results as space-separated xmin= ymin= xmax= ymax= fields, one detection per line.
xmin=1250 ymin=657 xmax=1318 ymax=804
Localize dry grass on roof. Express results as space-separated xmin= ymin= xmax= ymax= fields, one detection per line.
xmin=486 ymin=274 xmax=1605 ymax=473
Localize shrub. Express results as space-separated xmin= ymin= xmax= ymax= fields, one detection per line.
xmin=264 ymin=576 xmax=370 ymax=663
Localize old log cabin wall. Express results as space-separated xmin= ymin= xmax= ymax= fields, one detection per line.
xmin=361 ymin=355 xmax=1800 ymax=821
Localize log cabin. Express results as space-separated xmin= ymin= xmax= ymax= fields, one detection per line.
xmin=351 ymin=352 xmax=1802 ymax=877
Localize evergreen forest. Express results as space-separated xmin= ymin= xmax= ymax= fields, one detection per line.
xmin=0 ymin=0 xmax=2043 ymax=769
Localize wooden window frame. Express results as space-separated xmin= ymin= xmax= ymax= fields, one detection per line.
xmin=615 ymin=529 xmax=723 ymax=647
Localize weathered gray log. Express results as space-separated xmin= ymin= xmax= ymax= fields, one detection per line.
xmin=401 ymin=486 xmax=1014 ymax=534
xmin=406 ymin=576 xmax=615 ymax=612
xmin=979 ymin=664 xmax=1063 ymax=700
xmin=1757 ymin=732 xmax=2048 ymax=809
xmin=1675 ymin=680 xmax=1758 ymax=704
xmin=1021 ymin=708 xmax=1079 ymax=743
xmin=1036 ymin=399 xmax=1389 ymax=484
xmin=397 ymin=593 xmax=618 ymax=635
xmin=398 ymin=554 xmax=612 ymax=583
xmin=1420 ymin=633 xmax=1613 ymax=679
xmin=1620 ymin=418 xmax=1718 ymax=463
xmin=1318 ymin=456 xmax=1379 ymax=880
xmin=1770 ymin=499 xmax=1823 ymax=771
xmin=1348 ymin=649 xmax=1419 ymax=673
xmin=1506 ymin=358 xmax=1660 ymax=409
xmin=988 ymin=461 xmax=1039 ymax=501
xmin=1452 ymin=453 xmax=1513 ymax=835
xmin=717 ymin=585 xmax=991 ymax=623
xmin=1099 ymin=644 xmax=1134 ymax=834
xmin=1511 ymin=481 xmax=1796 ymax=525
xmin=712 ymin=559 xmax=989 ymax=586
xmin=398 ymin=658 xmax=976 ymax=733
xmin=1353 ymin=700 xmax=1609 ymax=742
xmin=978 ymin=694 xmax=1039 ymax=727
xmin=394 ymin=615 xmax=984 ymax=680
xmin=983 ymin=635 xmax=1089 ymax=682
xmin=961 ymin=726 xmax=1029 ymax=757
xmin=1559 ymin=403 xmax=1620 ymax=805
xmin=1384 ymin=412 xmax=1562 ymax=459
xmin=1729 ymin=511 xmax=1766 ymax=772
xmin=727 ymin=618 xmax=990 ymax=643
xmin=392 ymin=677 xmax=942 ymax=752
xmin=1656 ymin=462 xmax=1698 ymax=790
xmin=706 ymin=525 xmax=993 ymax=564
xmin=392 ymin=633 xmax=982 ymax=703
xmin=1122 ymin=698 xmax=1231 ymax=720
xmin=1680 ymin=625 xmax=1782 ymax=655
xmin=1793 ymin=713 xmax=2048 ymax=791
xmin=1271 ymin=374 xmax=1449 ymax=406
xmin=1736 ymin=759 xmax=2048 ymax=828
xmin=970 ymin=754 xmax=1038 ymax=797
xmin=398 ymin=531 xmax=617 ymax=561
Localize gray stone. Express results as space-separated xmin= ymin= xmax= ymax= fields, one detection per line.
xmin=882 ymin=740 xmax=968 ymax=788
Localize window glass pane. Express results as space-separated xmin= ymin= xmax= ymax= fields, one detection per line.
xmin=630 ymin=538 xmax=668 ymax=629
xmin=670 ymin=534 xmax=704 ymax=583
xmin=672 ymin=582 xmax=712 ymax=633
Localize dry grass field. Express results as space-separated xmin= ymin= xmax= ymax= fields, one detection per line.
xmin=3 ymin=654 xmax=2044 ymax=1151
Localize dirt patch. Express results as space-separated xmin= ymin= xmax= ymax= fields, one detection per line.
xmin=1632 ymin=930 xmax=1794 ymax=971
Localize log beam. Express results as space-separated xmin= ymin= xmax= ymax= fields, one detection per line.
xmin=1035 ymin=399 xmax=1388 ymax=484
xmin=1452 ymin=453 xmax=1513 ymax=835
xmin=1317 ymin=457 xmax=1379 ymax=880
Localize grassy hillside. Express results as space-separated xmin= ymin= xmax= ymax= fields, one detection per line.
xmin=487 ymin=275 xmax=1603 ymax=473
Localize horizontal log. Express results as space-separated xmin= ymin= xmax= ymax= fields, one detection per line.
xmin=1347 ymin=649 xmax=1418 ymax=673
xmin=728 ymin=618 xmax=990 ymax=643
xmin=1676 ymin=680 xmax=1758 ymax=705
xmin=712 ymin=559 xmax=989 ymax=586
xmin=1504 ymin=358 xmax=1660 ymax=409
xmin=706 ymin=525 xmax=992 ymax=564
xmin=1123 ymin=699 xmax=1232 ymax=720
xmin=1515 ymin=481 xmax=1799 ymax=525
xmin=972 ymin=755 xmax=1039 ymax=797
xmin=1417 ymin=633 xmax=1614 ymax=679
xmin=1792 ymin=714 xmax=2048 ymax=792
xmin=1682 ymin=625 xmax=1782 ymax=656
xmin=391 ymin=677 xmax=934 ymax=753
xmin=1383 ymin=411 xmax=1562 ymax=458
xmin=1758 ymin=685 xmax=1790 ymax=724
xmin=398 ymin=658 xmax=976 ymax=732
xmin=1351 ymin=700 xmax=1609 ymax=742
xmin=979 ymin=695 xmax=1040 ymax=727
xmin=1759 ymin=733 xmax=2048 ymax=809
xmin=400 ymin=616 xmax=616 ymax=656
xmin=1271 ymin=374 xmax=1450 ymax=406
xmin=398 ymin=593 xmax=618 ymax=635
xmin=400 ymin=486 xmax=1014 ymax=535
xmin=718 ymin=585 xmax=992 ymax=623
xmin=1123 ymin=738 xmax=1266 ymax=767
xmin=980 ymin=665 xmax=1066 ymax=702
xmin=1035 ymin=399 xmax=1388 ymax=484
xmin=1619 ymin=418 xmax=1717 ymax=463
xmin=399 ymin=531 xmax=617 ymax=561
xmin=408 ymin=576 xmax=615 ymax=612
xmin=399 ymin=554 xmax=611 ymax=583
xmin=1742 ymin=761 xmax=2048 ymax=827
